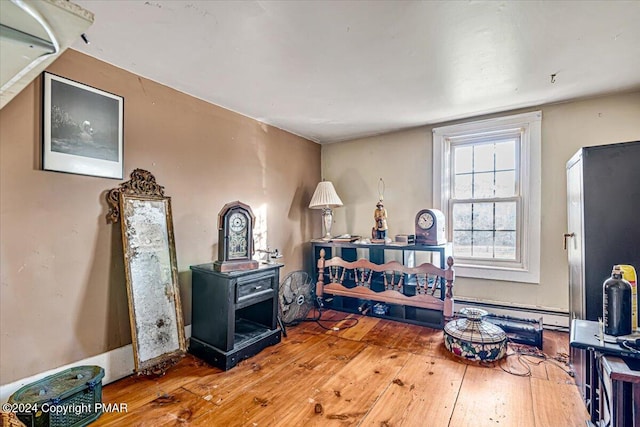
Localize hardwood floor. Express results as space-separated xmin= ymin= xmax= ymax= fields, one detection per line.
xmin=93 ymin=310 xmax=589 ymax=426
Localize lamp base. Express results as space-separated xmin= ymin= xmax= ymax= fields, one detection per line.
xmin=322 ymin=207 xmax=334 ymax=240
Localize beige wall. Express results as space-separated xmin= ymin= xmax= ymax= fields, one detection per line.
xmin=0 ymin=50 xmax=321 ymax=384
xmin=323 ymin=91 xmax=640 ymax=311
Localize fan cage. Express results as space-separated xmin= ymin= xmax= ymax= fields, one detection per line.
xmin=279 ymin=271 xmax=315 ymax=325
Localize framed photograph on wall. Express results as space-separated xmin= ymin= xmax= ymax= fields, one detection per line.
xmin=43 ymin=72 xmax=124 ymax=179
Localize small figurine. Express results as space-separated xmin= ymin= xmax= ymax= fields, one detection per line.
xmin=372 ymin=200 xmax=388 ymax=239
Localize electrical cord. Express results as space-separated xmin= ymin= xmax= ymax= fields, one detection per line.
xmin=619 ymin=340 xmax=640 ymax=353
xmin=284 ymin=303 xmax=360 ymax=331
xmin=499 ymin=340 xmax=575 ymax=379
xmin=310 ymin=305 xmax=360 ymax=331
xmin=499 ymin=351 xmax=533 ymax=377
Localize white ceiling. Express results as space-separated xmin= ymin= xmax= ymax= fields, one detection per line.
xmin=71 ymin=0 xmax=640 ymax=144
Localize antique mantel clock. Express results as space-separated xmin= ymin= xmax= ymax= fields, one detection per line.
xmin=415 ymin=208 xmax=446 ymax=245
xmin=213 ymin=201 xmax=259 ymax=272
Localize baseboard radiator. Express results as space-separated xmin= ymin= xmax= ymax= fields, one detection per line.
xmin=457 ymin=300 xmax=569 ymax=328
xmin=456 ymin=300 xmax=569 ymax=349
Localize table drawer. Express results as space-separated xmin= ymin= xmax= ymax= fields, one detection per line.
xmin=236 ymin=274 xmax=274 ymax=304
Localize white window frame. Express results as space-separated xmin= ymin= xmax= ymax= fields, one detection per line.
xmin=433 ymin=111 xmax=541 ymax=283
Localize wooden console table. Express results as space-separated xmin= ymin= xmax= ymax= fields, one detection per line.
xmin=312 ymin=240 xmax=453 ymax=329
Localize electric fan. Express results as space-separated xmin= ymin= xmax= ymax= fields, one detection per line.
xmin=279 ymin=271 xmax=315 ymax=325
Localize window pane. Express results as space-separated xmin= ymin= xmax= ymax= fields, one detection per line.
xmin=453 ymin=202 xmax=518 ymax=260
xmin=495 ymin=140 xmax=516 ymax=170
xmin=453 ymin=203 xmax=472 ymax=230
xmin=474 ymin=144 xmax=494 ymax=172
xmin=495 ymin=202 xmax=516 ymax=230
xmin=473 ymin=172 xmax=494 ymax=198
xmin=495 ymin=171 xmax=516 ymax=197
xmin=446 ymin=129 xmax=525 ymax=263
xmin=472 ymin=231 xmax=493 ymax=257
xmin=472 ymin=203 xmax=493 ymax=230
xmin=455 ymin=146 xmax=473 ymax=174
xmin=495 ymin=231 xmax=516 ymax=260
xmin=453 ymin=231 xmax=472 ymax=257
xmin=454 ymin=174 xmax=472 ymax=199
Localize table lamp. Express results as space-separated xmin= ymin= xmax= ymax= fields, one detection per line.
xmin=309 ymin=180 xmax=343 ymax=240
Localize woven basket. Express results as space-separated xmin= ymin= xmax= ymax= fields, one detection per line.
xmin=0 ymin=411 xmax=27 ymax=427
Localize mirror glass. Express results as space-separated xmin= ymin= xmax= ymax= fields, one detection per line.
xmin=107 ymin=169 xmax=185 ymax=375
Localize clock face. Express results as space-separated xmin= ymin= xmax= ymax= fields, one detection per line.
xmin=229 ymin=212 xmax=247 ymax=233
xmin=418 ymin=212 xmax=434 ymax=229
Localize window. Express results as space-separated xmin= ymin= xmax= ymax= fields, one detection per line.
xmin=432 ymin=111 xmax=541 ymax=283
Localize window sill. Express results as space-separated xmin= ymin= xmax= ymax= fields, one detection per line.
xmin=454 ymin=263 xmax=540 ymax=284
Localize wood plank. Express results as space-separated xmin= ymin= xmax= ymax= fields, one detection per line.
xmin=323 ymin=313 xmax=359 ymax=336
xmin=190 ymin=335 xmax=367 ymax=426
xmin=531 ymin=377 xmax=590 ymax=427
xmin=387 ymin=322 xmax=428 ymax=353
xmin=324 ymin=283 xmax=444 ymax=310
xmin=400 ymin=323 xmax=432 ymax=352
xmin=92 ymin=386 xmax=212 ymax=427
xmin=449 ymin=364 xmax=535 ymax=427
xmin=542 ymin=331 xmax=575 ymax=385
xmin=182 ymin=332 xmax=331 ymax=403
xmin=280 ymin=344 xmax=410 ymax=426
xmin=357 ymin=318 xmax=426 ymax=353
xmin=543 ymin=330 xmax=571 ymax=356
xmin=360 ymin=318 xmax=410 ymax=348
xmin=322 ymin=257 xmax=449 ymax=277
xmin=360 ymin=353 xmax=466 ymax=426
xmin=280 ymin=318 xmax=329 ymax=341
xmin=407 ymin=326 xmax=447 ymax=357
xmin=278 ymin=308 xmax=350 ymax=337
xmin=98 ymin=354 xmax=217 ymax=417
xmin=303 ymin=310 xmax=361 ymax=336
xmin=544 ymin=358 xmax=575 ymax=384
xmin=319 ymin=309 xmax=352 ymax=321
xmin=333 ymin=314 xmax=381 ymax=341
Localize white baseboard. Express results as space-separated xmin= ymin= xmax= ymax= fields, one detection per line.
xmin=456 ymin=298 xmax=570 ymax=329
xmin=0 ymin=325 xmax=191 ymax=403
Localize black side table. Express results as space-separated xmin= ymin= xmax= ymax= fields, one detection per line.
xmin=189 ymin=263 xmax=283 ymax=370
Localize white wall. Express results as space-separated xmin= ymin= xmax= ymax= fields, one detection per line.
xmin=322 ymin=91 xmax=640 ymax=314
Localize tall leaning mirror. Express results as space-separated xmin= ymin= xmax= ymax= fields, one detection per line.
xmin=106 ymin=169 xmax=186 ymax=375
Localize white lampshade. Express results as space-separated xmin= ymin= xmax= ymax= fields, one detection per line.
xmin=309 ymin=181 xmax=343 ymax=240
xmin=309 ymin=181 xmax=343 ymax=209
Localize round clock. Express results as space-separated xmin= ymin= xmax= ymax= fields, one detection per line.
xmin=415 ymin=209 xmax=446 ymax=245
xmin=229 ymin=212 xmax=247 ymax=233
xmin=417 ymin=211 xmax=434 ymax=230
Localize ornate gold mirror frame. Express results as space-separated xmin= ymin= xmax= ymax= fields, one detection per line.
xmin=106 ymin=169 xmax=186 ymax=375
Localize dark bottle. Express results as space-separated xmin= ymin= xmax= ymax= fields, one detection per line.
xmin=603 ymin=265 xmax=632 ymax=336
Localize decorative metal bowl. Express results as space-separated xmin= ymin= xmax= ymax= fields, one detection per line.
xmin=444 ymin=308 xmax=507 ymax=362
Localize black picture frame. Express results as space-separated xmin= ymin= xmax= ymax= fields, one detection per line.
xmin=42 ymin=72 xmax=123 ymax=179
